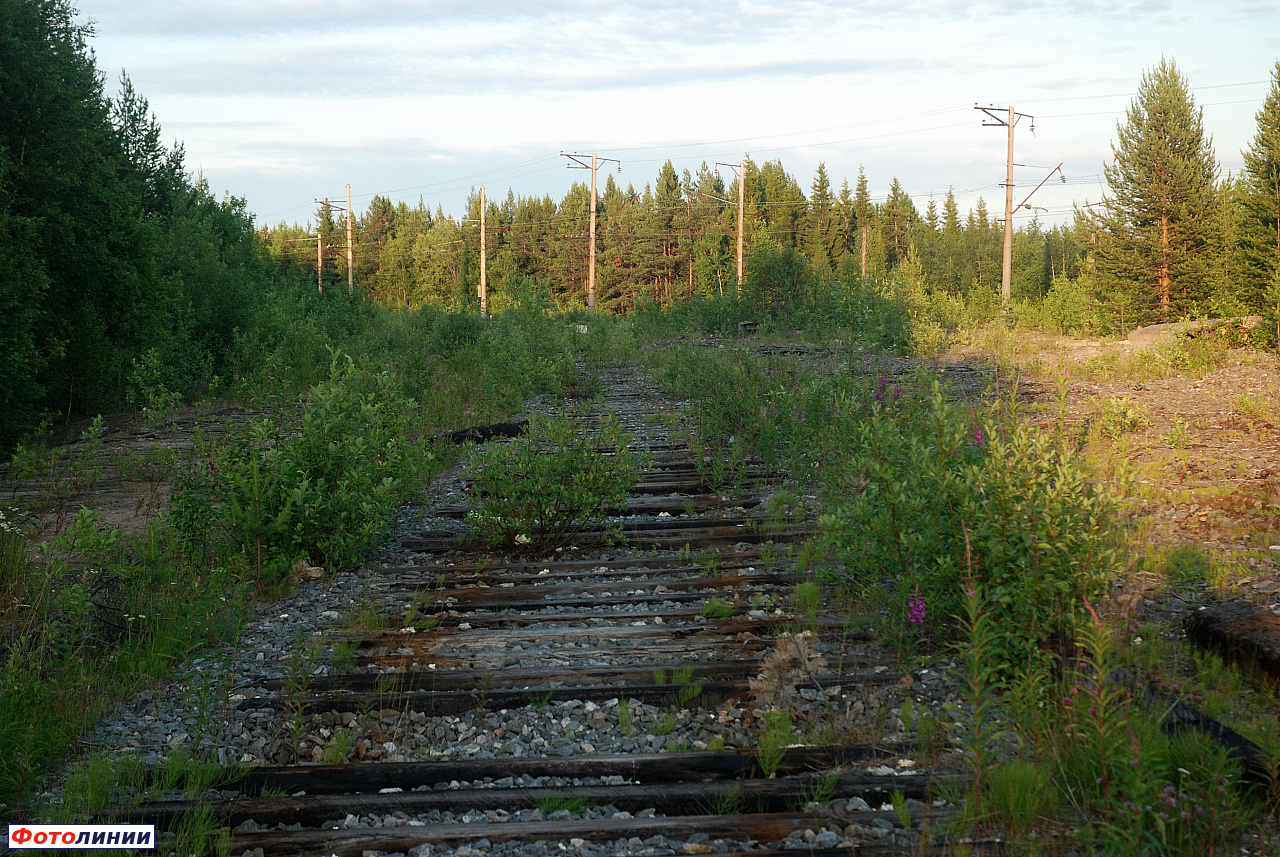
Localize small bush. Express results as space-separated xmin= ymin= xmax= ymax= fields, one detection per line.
xmin=173 ymin=353 xmax=434 ymax=578
xmin=988 ymin=761 xmax=1056 ymax=834
xmin=468 ymin=412 xmax=642 ymax=551
xmin=1093 ymin=396 xmax=1149 ymax=439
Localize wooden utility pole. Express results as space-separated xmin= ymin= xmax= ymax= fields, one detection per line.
xmin=1002 ymin=107 xmax=1014 ymax=302
xmin=345 ymin=183 xmax=354 ymax=295
xmin=479 ymin=185 xmax=487 ymax=316
xmin=563 ymin=152 xmax=620 ymax=314
xmin=716 ymin=159 xmax=747 ymax=292
xmin=589 ymin=155 xmax=597 ymax=314
xmin=736 ymin=160 xmax=744 ymax=291
xmin=977 ymin=106 xmax=1033 ymax=302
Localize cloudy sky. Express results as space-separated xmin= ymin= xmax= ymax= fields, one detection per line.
xmin=80 ymin=0 xmax=1279 ymax=229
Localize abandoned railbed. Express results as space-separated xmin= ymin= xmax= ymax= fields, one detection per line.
xmin=78 ymin=366 xmax=980 ymax=857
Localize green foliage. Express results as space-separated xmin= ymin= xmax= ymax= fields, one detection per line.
xmin=987 ymin=761 xmax=1055 ymax=837
xmin=0 ymin=2 xmax=268 ymax=453
xmin=1038 ymin=613 xmax=1256 ymax=854
xmin=0 ymin=512 xmax=250 ymax=809
xmin=1093 ymin=396 xmax=1150 ymax=439
xmin=700 ymin=597 xmax=736 ymax=619
xmin=1239 ymin=61 xmax=1280 ymax=311
xmin=794 ymin=581 xmax=821 ymax=627
xmin=819 ymin=382 xmax=1117 ymax=669
xmin=173 ymin=353 xmax=434 ymax=576
xmin=537 ymin=794 xmax=588 ymax=816
xmin=650 ymin=711 xmax=678 ymax=736
xmin=0 ymin=507 xmax=26 ymax=594
xmin=322 ymin=730 xmax=354 ymax=765
xmin=1097 ymin=59 xmax=1223 ymax=323
xmin=1163 ymin=421 xmax=1193 ymax=449
xmin=1164 ymin=545 xmax=1214 ymax=585
xmin=616 ymin=700 xmax=634 ymax=736
xmin=756 ymin=709 xmax=793 ymax=779
xmin=468 ymin=412 xmax=641 ymax=551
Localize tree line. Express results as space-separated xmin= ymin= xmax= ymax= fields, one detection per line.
xmin=268 ymin=58 xmax=1280 ymax=331
xmin=5 ymin=0 xmax=1280 ymax=455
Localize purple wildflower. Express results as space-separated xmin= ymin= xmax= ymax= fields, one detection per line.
xmin=908 ymin=598 xmax=926 ymax=626
xmin=973 ymin=429 xmax=984 ymax=445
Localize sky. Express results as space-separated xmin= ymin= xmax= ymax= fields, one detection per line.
xmin=79 ymin=0 xmax=1280 ymax=230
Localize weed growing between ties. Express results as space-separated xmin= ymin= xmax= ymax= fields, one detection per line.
xmin=655 ymin=343 xmax=1117 ymax=671
xmin=468 ymin=411 xmax=644 ymax=551
xmin=650 ymin=333 xmax=1274 ymax=851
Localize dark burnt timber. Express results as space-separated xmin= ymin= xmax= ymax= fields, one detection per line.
xmin=396 ymin=571 xmax=799 ymax=601
xmin=1185 ymin=599 xmax=1280 ymax=684
xmin=432 ymin=492 xmax=761 ymax=518
xmin=224 ymin=812 xmax=957 ymax=857
xmin=258 ymin=659 xmax=766 ymax=694
xmin=402 ymin=524 xmax=811 ymax=553
xmin=121 ymin=771 xmax=956 ymax=829
xmin=195 ymin=745 xmax=910 ymax=797
xmin=444 ymin=419 xmax=530 ymax=444
xmin=235 ymin=674 xmax=887 ymax=717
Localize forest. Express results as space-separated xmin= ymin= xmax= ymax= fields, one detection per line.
xmin=3 ymin=0 xmax=1280 ymax=456
xmin=267 ymin=58 xmax=1280 ymax=335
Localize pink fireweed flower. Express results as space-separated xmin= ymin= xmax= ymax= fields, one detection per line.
xmin=908 ymin=598 xmax=926 ymax=625
xmin=973 ymin=429 xmax=984 ymax=445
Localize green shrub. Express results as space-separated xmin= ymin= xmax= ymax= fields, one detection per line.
xmin=818 ymin=383 xmax=1117 ymax=669
xmin=468 ymin=412 xmax=642 ymax=551
xmin=1093 ymin=396 xmax=1149 ymax=438
xmin=173 ymin=353 xmax=434 ymax=577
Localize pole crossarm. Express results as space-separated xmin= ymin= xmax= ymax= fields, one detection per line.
xmin=974 ymin=105 xmax=1034 ymax=129
xmin=1015 ymin=163 xmax=1065 ymax=213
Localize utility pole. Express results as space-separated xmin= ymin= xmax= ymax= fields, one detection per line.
xmin=345 ymin=183 xmax=354 ymax=295
xmin=736 ymin=160 xmax=744 ymax=292
xmin=716 ymin=159 xmax=747 ymax=292
xmin=479 ymin=185 xmax=487 ymax=316
xmin=563 ymin=152 xmax=620 ymax=314
xmin=976 ymin=105 xmax=1033 ymax=302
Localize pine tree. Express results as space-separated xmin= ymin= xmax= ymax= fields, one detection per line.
xmin=1097 ymin=58 xmax=1221 ymax=322
xmin=1238 ymin=61 xmax=1280 ymax=310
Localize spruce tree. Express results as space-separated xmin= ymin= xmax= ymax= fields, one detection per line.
xmin=804 ymin=162 xmax=837 ymax=267
xmin=1097 ymin=58 xmax=1221 ymax=322
xmin=1238 ymin=61 xmax=1280 ymax=310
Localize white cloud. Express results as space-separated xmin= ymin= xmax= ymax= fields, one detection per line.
xmin=77 ymin=0 xmax=1277 ymax=223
